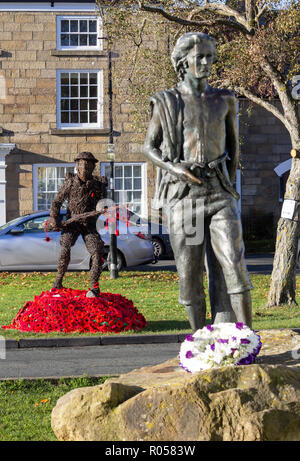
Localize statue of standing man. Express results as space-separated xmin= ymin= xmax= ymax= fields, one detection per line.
xmin=144 ymin=32 xmax=253 ymax=331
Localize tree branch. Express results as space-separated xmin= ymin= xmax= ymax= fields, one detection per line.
xmin=228 ymin=85 xmax=289 ymax=129
xmin=259 ymin=57 xmax=299 ymax=131
xmin=139 ymin=2 xmax=252 ymax=35
xmin=187 ymin=2 xmax=250 ymax=31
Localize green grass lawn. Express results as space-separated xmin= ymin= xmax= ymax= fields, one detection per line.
xmin=0 ymin=270 xmax=299 ymax=338
xmin=0 ymin=376 xmax=109 ymax=441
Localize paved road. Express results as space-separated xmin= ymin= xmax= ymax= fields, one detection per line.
xmin=128 ymin=254 xmax=300 ymax=275
xmin=128 ymin=254 xmax=275 ymax=274
xmin=0 ymin=343 xmax=181 ymax=380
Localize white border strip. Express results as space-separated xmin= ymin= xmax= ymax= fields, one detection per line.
xmin=0 ymin=3 xmax=97 ymax=12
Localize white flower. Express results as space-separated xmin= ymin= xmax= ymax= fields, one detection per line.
xmin=179 ymin=322 xmax=262 ymax=373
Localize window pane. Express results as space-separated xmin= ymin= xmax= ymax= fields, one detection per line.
xmin=71 ymin=86 xmax=78 ymax=97
xmin=89 ymin=73 xmax=97 ymax=85
xmin=61 ymin=34 xmax=69 ymax=46
xmin=70 ymin=73 xmax=78 ymax=85
xmin=80 ymin=112 xmax=88 ymax=123
xmin=47 ymin=167 xmax=56 ymax=179
xmin=124 ymin=178 xmax=132 ymax=189
xmin=70 ymin=20 xmax=78 ymax=32
xmin=89 ymin=86 xmax=97 ymax=97
xmin=61 ymin=20 xmax=69 ymax=32
xmin=57 ymin=178 xmax=65 ymax=189
xmin=80 ymin=20 xmax=87 ymax=32
xmin=89 ymin=20 xmax=96 ymax=32
xmin=134 ymin=204 xmax=141 ymax=214
xmin=61 ymin=99 xmax=69 ymax=111
xmin=80 ymin=99 xmax=88 ymax=110
xmin=133 ymin=165 xmax=141 ymax=177
xmin=133 ymin=191 xmax=141 ymax=201
xmin=61 ymin=86 xmax=69 ymax=97
xmin=61 ymin=73 xmax=69 ymax=85
xmin=70 ymin=34 xmax=78 ymax=46
xmin=46 ymin=193 xmax=56 ymax=208
xmin=48 ymin=179 xmax=56 ymax=191
xmin=115 ymin=166 xmax=122 ymax=177
xmin=80 ymin=73 xmax=88 ymax=85
xmin=89 ymin=112 xmax=97 ymax=123
xmin=80 ymin=34 xmax=88 ymax=46
xmin=61 ymin=112 xmax=69 ymax=123
xmin=124 ymin=165 xmax=132 ymax=177
xmin=89 ymin=99 xmax=97 ymax=111
xmin=88 ymin=35 xmax=97 ymax=46
xmin=114 ymin=191 xmax=119 ymax=203
xmin=115 ymin=178 xmax=123 ymax=190
xmin=71 ymin=112 xmax=79 ymax=123
xmin=70 ymin=99 xmax=78 ymax=111
xmin=57 ymin=167 xmax=66 ymax=178
xmin=80 ymin=86 xmax=88 ymax=97
xmin=134 ymin=178 xmax=141 ymax=190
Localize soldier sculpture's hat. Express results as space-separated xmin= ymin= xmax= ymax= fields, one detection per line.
xmin=74 ymin=151 xmax=98 ymax=163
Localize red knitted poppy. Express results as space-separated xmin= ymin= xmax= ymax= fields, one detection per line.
xmin=2 ymin=288 xmax=146 ymax=334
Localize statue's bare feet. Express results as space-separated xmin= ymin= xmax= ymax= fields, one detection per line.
xmin=86 ymin=287 xmax=100 ymax=298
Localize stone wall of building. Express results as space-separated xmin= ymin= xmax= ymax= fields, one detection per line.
xmin=0 ymin=10 xmax=150 ymax=221
xmin=239 ymin=99 xmax=293 ymax=236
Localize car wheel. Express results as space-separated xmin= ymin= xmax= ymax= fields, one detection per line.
xmin=101 ymin=249 xmax=124 ymax=272
xmin=151 ymin=237 xmax=164 ymax=259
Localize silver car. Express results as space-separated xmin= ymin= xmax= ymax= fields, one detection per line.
xmin=0 ymin=211 xmax=154 ymax=271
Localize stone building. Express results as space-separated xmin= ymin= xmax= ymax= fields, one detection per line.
xmin=0 ymin=0 xmax=295 ymax=240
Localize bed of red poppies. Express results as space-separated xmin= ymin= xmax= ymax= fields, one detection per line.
xmin=2 ymin=287 xmax=147 ymax=334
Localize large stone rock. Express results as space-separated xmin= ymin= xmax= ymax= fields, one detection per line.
xmin=51 ymin=329 xmax=300 ymax=441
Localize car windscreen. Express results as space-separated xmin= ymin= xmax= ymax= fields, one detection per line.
xmin=0 ymin=216 xmax=26 ymax=232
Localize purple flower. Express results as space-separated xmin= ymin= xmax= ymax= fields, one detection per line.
xmin=186 ymin=334 xmax=194 ymax=342
xmin=232 ymin=336 xmax=237 ymax=341
xmin=236 ymin=354 xmax=255 ymax=365
xmin=217 ymin=338 xmax=229 ymax=344
xmin=210 ymin=343 xmax=215 ymax=351
xmin=185 ymin=350 xmax=194 ymax=359
xmin=241 ymin=338 xmax=251 ymax=344
xmin=179 ymin=362 xmax=192 ymax=373
xmin=206 ymin=324 xmax=214 ymax=332
xmin=235 ymin=322 xmax=244 ymax=330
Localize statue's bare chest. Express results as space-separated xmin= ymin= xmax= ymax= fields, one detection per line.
xmin=180 ymin=92 xmax=228 ymax=162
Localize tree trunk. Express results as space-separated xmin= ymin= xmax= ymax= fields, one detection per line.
xmin=268 ymin=157 xmax=300 ymax=306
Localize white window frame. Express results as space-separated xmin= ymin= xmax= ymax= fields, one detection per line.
xmin=33 ymin=163 xmax=75 ymax=211
xmin=56 ymin=15 xmax=102 ymax=51
xmin=56 ymin=69 xmax=103 ymax=129
xmin=100 ymin=162 xmax=148 ymax=218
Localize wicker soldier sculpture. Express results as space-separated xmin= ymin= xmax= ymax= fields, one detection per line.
xmin=49 ymin=152 xmax=108 ymax=297
xmin=144 ymin=32 xmax=253 ymax=331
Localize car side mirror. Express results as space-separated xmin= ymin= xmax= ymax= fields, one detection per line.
xmin=10 ymin=227 xmax=24 ymax=235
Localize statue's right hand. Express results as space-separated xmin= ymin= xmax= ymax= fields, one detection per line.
xmin=170 ymin=164 xmax=202 ymax=185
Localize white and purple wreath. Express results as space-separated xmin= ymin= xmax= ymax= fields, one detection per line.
xmin=179 ymin=322 xmax=262 ymax=373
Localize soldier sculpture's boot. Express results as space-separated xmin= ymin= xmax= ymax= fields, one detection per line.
xmin=229 ymin=291 xmax=252 ymax=328
xmin=86 ymin=287 xmax=100 ymax=298
xmin=185 ymin=305 xmax=206 ymax=333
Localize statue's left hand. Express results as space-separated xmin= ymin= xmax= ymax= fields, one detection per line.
xmin=48 ymin=216 xmax=61 ymax=231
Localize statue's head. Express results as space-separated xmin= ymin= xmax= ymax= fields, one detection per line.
xmin=74 ymin=151 xmax=98 ymax=181
xmin=171 ymin=32 xmax=217 ymax=81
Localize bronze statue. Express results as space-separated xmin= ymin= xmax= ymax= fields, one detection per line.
xmin=144 ymin=32 xmax=253 ymax=331
xmin=49 ymin=151 xmax=108 ymax=297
